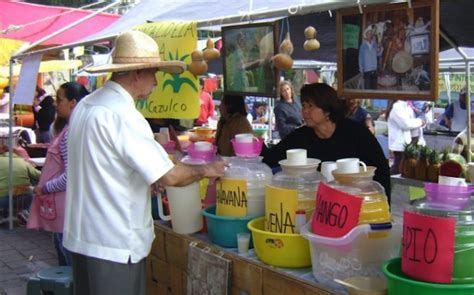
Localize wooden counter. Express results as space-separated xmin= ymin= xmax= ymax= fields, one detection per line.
xmin=146 ymin=222 xmax=335 ymax=295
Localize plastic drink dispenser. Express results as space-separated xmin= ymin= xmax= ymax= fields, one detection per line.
xmin=267 ymin=149 xmax=322 ymax=233
xmin=215 ymin=135 xmax=272 ymax=217
xmin=301 ymin=165 xmax=399 ymax=292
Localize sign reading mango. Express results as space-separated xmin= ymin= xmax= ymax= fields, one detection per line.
xmin=134 ymin=22 xmax=199 ymax=119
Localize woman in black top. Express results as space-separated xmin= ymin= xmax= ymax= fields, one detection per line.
xmin=33 ymin=87 xmax=56 ymax=143
xmin=262 ymin=83 xmax=391 ymax=203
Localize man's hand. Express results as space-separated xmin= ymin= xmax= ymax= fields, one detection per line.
xmin=203 ymin=160 xmax=227 ymax=178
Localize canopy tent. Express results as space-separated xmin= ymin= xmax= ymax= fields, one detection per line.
xmin=5 ymin=0 xmax=474 ymax=229
xmin=0 ymin=0 xmax=120 ymax=45
xmin=0 ymin=59 xmax=82 ymax=77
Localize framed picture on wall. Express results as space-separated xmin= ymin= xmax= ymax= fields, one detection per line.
xmin=222 ymin=22 xmax=278 ymax=97
xmin=336 ymin=0 xmax=439 ymax=100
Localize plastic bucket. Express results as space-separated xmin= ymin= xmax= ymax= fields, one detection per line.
xmin=301 ymin=222 xmax=401 ymax=290
xmin=248 ymin=217 xmax=311 ymax=268
xmin=383 ymin=258 xmax=474 ymax=295
xmin=231 ymin=138 xmax=263 ymax=158
xmin=424 ymin=183 xmax=474 ymax=210
xmin=187 ymin=142 xmax=217 ymax=162
xmin=203 ymin=205 xmax=253 ymax=248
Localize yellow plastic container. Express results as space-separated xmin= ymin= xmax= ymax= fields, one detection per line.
xmin=248 ymin=217 xmax=311 ymax=268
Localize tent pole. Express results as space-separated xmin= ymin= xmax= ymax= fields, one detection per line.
xmin=13 ymin=0 xmax=121 ymax=58
xmin=7 ymin=59 xmax=15 ymax=230
xmin=466 ymin=61 xmax=472 ymax=163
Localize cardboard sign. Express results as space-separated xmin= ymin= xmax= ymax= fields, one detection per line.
xmin=216 ymin=178 xmax=247 ymax=217
xmin=265 ymin=185 xmax=298 ymax=234
xmin=402 ymin=210 xmax=456 ymax=283
xmin=312 ymin=182 xmax=363 ymax=238
xmin=135 ymin=22 xmax=199 ymax=119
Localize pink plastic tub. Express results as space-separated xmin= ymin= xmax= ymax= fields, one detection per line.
xmin=230 ymin=138 xmax=263 ymax=158
xmin=424 ymin=183 xmax=474 ymax=210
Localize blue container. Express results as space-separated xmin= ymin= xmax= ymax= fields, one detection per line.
xmin=202 ymin=205 xmax=254 ymax=248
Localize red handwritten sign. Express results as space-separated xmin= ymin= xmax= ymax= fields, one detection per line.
xmin=402 ymin=210 xmax=456 ymax=283
xmin=311 ymin=182 xmax=363 ymax=238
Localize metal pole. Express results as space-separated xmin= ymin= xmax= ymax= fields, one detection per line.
xmin=8 ymin=59 xmax=14 ymax=230
xmin=466 ymin=61 xmax=472 ymax=163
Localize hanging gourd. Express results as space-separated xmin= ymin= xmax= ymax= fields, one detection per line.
xmin=202 ymin=37 xmax=220 ymax=61
xmin=271 ymin=32 xmax=294 ymax=71
xmin=188 ymin=50 xmax=208 ymax=76
xmin=303 ymin=26 xmax=320 ymax=51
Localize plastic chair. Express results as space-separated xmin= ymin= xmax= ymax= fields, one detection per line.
xmin=27 ymin=266 xmax=73 ymax=295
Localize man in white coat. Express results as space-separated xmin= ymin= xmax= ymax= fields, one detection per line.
xmin=387 ymin=100 xmax=426 ymax=174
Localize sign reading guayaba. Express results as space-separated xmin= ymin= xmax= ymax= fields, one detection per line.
xmin=134 ymin=22 xmax=199 ymax=119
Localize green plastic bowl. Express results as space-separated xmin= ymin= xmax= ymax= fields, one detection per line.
xmin=383 ymin=258 xmax=474 ymax=295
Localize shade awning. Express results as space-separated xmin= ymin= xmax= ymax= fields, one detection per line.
xmin=0 ymin=60 xmax=82 ymax=77
xmin=0 ymin=0 xmax=119 ymax=45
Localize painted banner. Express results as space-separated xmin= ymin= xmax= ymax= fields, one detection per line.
xmin=135 ymin=22 xmax=199 ymax=119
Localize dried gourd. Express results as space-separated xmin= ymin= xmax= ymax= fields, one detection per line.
xmin=202 ymin=37 xmax=220 ymax=61
xmin=272 ymin=32 xmax=294 ymax=71
xmin=303 ymin=26 xmax=320 ymax=51
xmin=188 ymin=50 xmax=208 ymax=75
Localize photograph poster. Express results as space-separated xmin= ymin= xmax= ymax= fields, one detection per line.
xmin=337 ymin=0 xmax=439 ymax=100
xmin=222 ymin=22 xmax=277 ymax=97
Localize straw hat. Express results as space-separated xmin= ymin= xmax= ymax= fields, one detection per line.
xmin=85 ymin=30 xmax=186 ymax=74
xmin=392 ymin=50 xmax=413 ymax=74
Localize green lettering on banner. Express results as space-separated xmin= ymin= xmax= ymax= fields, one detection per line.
xmin=343 ymin=24 xmax=360 ymax=50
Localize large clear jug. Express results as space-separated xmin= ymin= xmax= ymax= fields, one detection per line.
xmin=327 ymin=166 xmax=390 ymax=225
xmin=410 ymin=199 xmax=474 ymax=284
xmin=271 ymin=158 xmax=323 ymax=222
xmin=216 ymin=156 xmax=272 ymax=217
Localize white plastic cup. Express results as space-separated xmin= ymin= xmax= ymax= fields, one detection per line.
xmin=336 ymin=158 xmax=367 ymax=173
xmin=321 ymin=161 xmax=338 ymax=182
xmin=159 ymin=127 xmax=170 ymax=142
xmin=235 ymin=133 xmax=254 ymax=143
xmin=194 ymin=141 xmax=212 ymax=151
xmin=286 ymin=149 xmax=307 ymax=166
xmin=237 ymin=232 xmax=250 ymax=254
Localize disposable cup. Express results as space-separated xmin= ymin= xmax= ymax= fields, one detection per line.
xmin=237 ymin=232 xmax=250 ymax=254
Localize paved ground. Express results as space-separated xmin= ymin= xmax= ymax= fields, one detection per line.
xmin=0 ymin=224 xmax=57 ymax=295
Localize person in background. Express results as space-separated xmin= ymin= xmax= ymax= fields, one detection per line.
xmin=408 ymin=100 xmax=432 ymax=143
xmin=452 ymin=111 xmax=474 ymax=160
xmin=0 ymin=138 xmax=40 ymax=223
xmin=440 ymin=88 xmax=468 ymax=132
xmin=358 ymin=26 xmax=381 ymax=90
xmin=248 ymin=101 xmax=268 ymax=124
xmin=387 ymin=100 xmax=425 ymax=175
xmin=0 ymin=86 xmax=10 ymax=114
xmin=215 ymin=94 xmax=253 ymax=156
xmin=274 ymin=80 xmax=303 ymax=139
xmin=27 ymin=82 xmax=89 ymax=266
xmin=63 ymin=31 xmax=226 ymax=295
xmin=195 ymin=80 xmax=215 ymax=126
xmin=345 ymin=97 xmax=375 ymax=134
xmin=262 ymin=83 xmax=391 ymax=203
xmin=33 ymin=86 xmax=56 ymax=143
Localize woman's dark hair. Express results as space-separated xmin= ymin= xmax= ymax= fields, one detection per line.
xmin=60 ymin=82 xmax=89 ymax=103
xmin=300 ymin=83 xmax=346 ymax=123
xmin=221 ymin=94 xmax=247 ymax=116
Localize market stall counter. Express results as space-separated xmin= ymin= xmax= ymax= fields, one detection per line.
xmin=146 ymin=220 xmax=336 ymax=295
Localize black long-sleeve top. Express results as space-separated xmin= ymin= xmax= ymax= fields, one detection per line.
xmin=34 ymin=95 xmax=56 ymax=131
xmin=262 ymin=118 xmax=391 ymax=203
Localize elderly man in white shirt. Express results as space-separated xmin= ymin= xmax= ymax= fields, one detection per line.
xmin=387 ymin=100 xmax=426 ymax=174
xmin=63 ymin=31 xmax=226 ymax=295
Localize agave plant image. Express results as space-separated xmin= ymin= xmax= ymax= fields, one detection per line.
xmin=162 ymin=49 xmax=197 ymax=93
